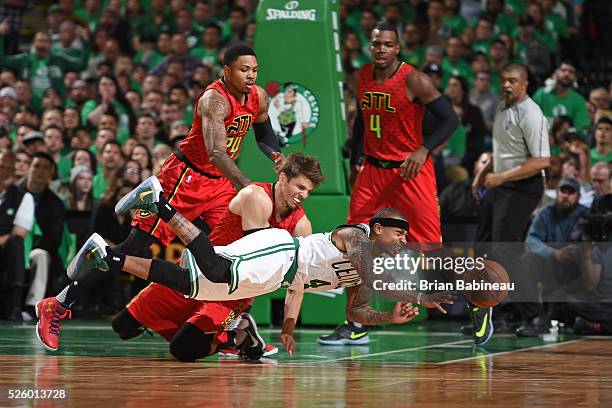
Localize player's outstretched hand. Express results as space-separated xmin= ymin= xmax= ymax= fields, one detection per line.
xmin=391 ymin=302 xmax=419 ymax=324
xmin=280 ymin=333 xmax=296 ymax=355
xmin=420 ymin=291 xmax=455 ymax=314
xmin=271 ymin=151 xmax=286 ymax=174
xmin=400 ymin=146 xmax=429 ymax=180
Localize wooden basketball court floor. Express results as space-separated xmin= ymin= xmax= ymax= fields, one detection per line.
xmin=0 ymin=320 xmax=610 ymax=407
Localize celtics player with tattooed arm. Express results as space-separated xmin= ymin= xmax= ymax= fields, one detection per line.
xmin=68 ymin=179 xmax=450 ymax=355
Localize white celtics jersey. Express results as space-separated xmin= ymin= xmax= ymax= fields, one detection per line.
xmin=290 ymin=224 xmax=369 ymax=292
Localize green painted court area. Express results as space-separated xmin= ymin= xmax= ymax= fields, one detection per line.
xmin=0 ymin=319 xmax=581 ymax=363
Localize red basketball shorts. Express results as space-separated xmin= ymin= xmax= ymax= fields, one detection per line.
xmin=127 ymin=283 xmax=253 ymax=342
xmin=348 ymin=158 xmax=441 ymax=243
xmin=132 ymin=154 xmax=236 ymax=246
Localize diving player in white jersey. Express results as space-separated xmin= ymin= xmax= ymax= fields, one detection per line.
xmin=69 ymin=176 xmax=450 ymax=354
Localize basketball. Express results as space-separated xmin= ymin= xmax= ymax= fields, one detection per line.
xmin=461 ymin=259 xmax=510 ymax=308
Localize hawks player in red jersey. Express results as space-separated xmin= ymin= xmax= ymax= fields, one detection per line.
xmin=319 ymin=21 xmax=459 ymax=345
xmin=35 ymin=43 xmax=286 ymax=352
xmin=110 ymin=154 xmax=324 ymax=361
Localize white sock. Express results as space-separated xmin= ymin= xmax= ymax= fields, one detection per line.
xmin=55 ymin=285 xmax=71 ymax=304
xmin=352 ymin=322 xmax=363 ymax=328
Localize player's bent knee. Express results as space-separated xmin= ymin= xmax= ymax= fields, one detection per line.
xmin=112 ymin=308 xmax=144 ymax=340
xmin=169 ymin=323 xmax=215 ymax=362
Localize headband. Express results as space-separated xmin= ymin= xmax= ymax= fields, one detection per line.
xmin=369 ymin=217 xmax=410 ymax=232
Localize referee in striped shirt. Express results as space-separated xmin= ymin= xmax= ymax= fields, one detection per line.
xmin=469 ymin=63 xmax=550 ymax=345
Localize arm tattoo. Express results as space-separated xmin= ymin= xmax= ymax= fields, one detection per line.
xmin=202 ymin=92 xmax=251 ymax=189
xmin=346 ymin=284 xmax=395 ymax=325
xmin=167 ymin=211 xmax=201 ymax=245
xmin=345 ymin=229 xmax=418 ymax=303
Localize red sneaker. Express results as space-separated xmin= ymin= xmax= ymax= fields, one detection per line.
xmin=218 ymin=344 xmax=279 ymax=358
xmin=35 ymin=298 xmax=72 ymax=351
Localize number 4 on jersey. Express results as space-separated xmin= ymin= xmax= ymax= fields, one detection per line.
xmin=370 ymin=114 xmax=382 ymax=139
xmin=304 ymin=279 xmax=331 ymax=289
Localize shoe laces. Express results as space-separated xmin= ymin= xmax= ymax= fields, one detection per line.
xmin=49 ymin=306 xmax=72 ymax=337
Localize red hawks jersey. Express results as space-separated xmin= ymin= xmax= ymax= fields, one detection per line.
xmin=357 ymin=63 xmax=424 ymax=161
xmin=208 ymin=182 xmax=306 ymax=246
xmin=179 ymin=79 xmax=260 ymax=177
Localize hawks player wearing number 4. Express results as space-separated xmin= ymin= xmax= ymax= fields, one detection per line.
xmin=35 ymin=43 xmax=285 ymax=352
xmin=320 ymin=21 xmax=459 ymax=345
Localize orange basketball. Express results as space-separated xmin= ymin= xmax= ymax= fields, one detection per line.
xmin=461 ymin=259 xmax=510 ymax=307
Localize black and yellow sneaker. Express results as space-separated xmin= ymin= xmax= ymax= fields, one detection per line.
xmin=318 ymin=321 xmax=369 ymax=345
xmin=470 ymin=306 xmax=494 ymax=346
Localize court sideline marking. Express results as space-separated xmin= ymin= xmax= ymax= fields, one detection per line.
xmin=431 ymin=338 xmax=585 ymax=365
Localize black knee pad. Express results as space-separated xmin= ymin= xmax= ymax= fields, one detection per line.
xmin=112 ymin=308 xmax=144 ymax=340
xmin=115 ymin=228 xmax=158 ymax=258
xmin=169 ymin=323 xmax=215 ymax=362
xmin=187 ymin=233 xmax=231 ymax=284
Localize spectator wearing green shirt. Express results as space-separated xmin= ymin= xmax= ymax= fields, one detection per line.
xmin=472 ymin=15 xmax=495 ymax=54
xmin=442 ymin=36 xmax=472 ymax=88
xmin=193 ymin=1 xmax=216 ymax=33
xmin=442 ymin=0 xmax=467 ymax=36
xmin=81 ymin=74 xmax=135 ymax=145
xmin=485 ymin=0 xmax=518 ymax=35
xmin=444 ymin=104 xmax=468 ymax=164
xmin=489 ymin=39 xmax=510 ymax=88
xmin=541 ymin=0 xmax=569 ymax=43
xmin=425 ymin=0 xmax=451 ymax=48
xmin=133 ymin=0 xmax=176 ymax=49
xmin=168 ymin=84 xmax=193 ymax=124
xmin=191 ymin=23 xmax=222 ymax=69
xmin=505 ymin=0 xmax=527 ymax=17
xmin=342 ymin=31 xmax=370 ymax=72
xmin=90 ymin=128 xmax=116 ymax=159
xmin=65 ymin=79 xmax=90 ymax=111
xmin=513 ymin=15 xmax=551 ymax=75
xmin=532 ymin=62 xmax=590 ymax=135
xmin=356 ymin=8 xmax=378 ymax=57
xmin=175 ymin=8 xmax=202 ymax=50
xmin=51 ymin=20 xmax=91 ymax=65
xmin=526 ymin=2 xmax=557 ymax=54
xmin=134 ymin=34 xmax=166 ymax=70
xmin=222 ymin=6 xmax=248 ymax=44
xmin=93 ymin=140 xmax=124 ymax=201
xmin=43 ymin=126 xmax=72 ymax=182
xmin=0 ymin=28 xmax=84 ymax=111
xmin=400 ymin=24 xmax=425 ymax=68
xmin=75 ymin=0 xmax=102 ymax=32
xmin=382 ymin=3 xmax=405 ymax=36
xmin=590 ymin=117 xmax=612 ymax=165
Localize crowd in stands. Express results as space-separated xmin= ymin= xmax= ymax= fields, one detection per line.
xmin=0 ymin=0 xmax=610 ymax=326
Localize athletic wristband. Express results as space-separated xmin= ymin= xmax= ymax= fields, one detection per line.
xmin=156 ymin=193 xmax=177 ymax=222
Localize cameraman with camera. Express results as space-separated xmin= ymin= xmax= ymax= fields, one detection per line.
xmin=572 ymin=194 xmax=612 ymax=334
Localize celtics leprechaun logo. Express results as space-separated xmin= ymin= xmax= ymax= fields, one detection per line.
xmin=266 ymin=81 xmax=320 ymax=147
